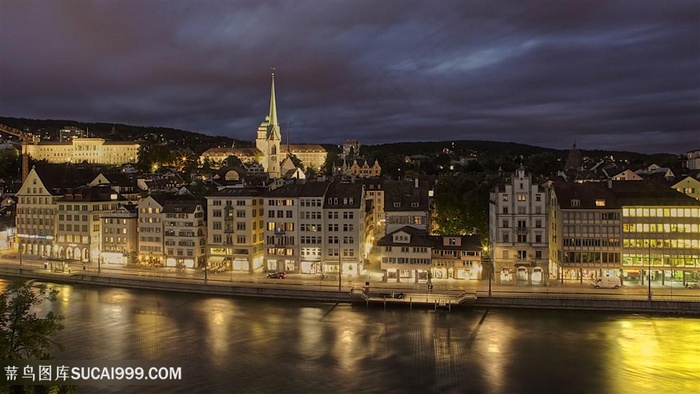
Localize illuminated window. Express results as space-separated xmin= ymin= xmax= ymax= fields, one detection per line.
xmin=595 ymin=200 xmax=606 ymax=207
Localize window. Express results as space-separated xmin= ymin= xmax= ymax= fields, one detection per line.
xmin=517 ymin=194 xmax=526 ymax=202
xmin=535 ymin=250 xmax=542 ymax=259
xmin=503 ymin=233 xmax=509 ymax=243
xmin=213 ymin=210 xmax=222 ymax=217
xmin=502 ymin=194 xmax=508 ymax=201
xmin=571 ymin=199 xmax=580 ymax=207
xmin=595 ymin=200 xmax=606 ymax=207
xmin=517 ymin=250 xmax=527 ymax=260
xmin=503 ymin=207 xmax=508 ymax=214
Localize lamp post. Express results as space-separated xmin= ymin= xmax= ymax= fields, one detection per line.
xmin=18 ymin=238 xmax=22 ymax=274
xmin=483 ymin=245 xmax=492 ymax=297
xmin=647 ymin=242 xmax=651 ymax=302
xmin=338 ymin=251 xmax=342 ymax=292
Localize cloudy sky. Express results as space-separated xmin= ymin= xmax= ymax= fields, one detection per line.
xmin=1 ymin=1 xmax=698 ymax=154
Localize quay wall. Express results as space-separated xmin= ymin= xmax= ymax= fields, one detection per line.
xmin=1 ymin=267 xmax=698 ymax=315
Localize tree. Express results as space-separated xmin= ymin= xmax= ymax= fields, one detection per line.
xmin=322 ymin=151 xmax=338 ymax=176
xmin=1 ymin=281 xmax=64 ymax=361
xmin=432 ymin=173 xmax=492 ymax=242
xmin=0 ymin=281 xmax=76 ymax=393
xmin=0 ymin=148 xmax=20 ymax=180
xmin=224 ymin=155 xmax=243 ymax=168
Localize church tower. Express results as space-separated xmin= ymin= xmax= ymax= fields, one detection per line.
xmin=256 ymin=72 xmax=282 ymax=178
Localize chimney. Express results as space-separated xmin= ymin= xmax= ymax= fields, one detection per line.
xmin=414 ymin=178 xmax=419 ymax=188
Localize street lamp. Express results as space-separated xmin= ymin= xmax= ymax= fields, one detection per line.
xmin=338 ymin=251 xmax=342 ymax=292
xmin=18 ymin=238 xmax=22 ymax=274
xmin=647 ymin=241 xmax=652 ymax=302
xmin=483 ymin=245 xmax=492 ymax=297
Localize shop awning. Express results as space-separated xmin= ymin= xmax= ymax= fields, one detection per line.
xmin=207 ymin=256 xmax=226 ymax=265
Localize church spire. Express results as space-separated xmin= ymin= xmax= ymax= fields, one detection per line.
xmin=267 ymin=70 xmax=280 ymax=140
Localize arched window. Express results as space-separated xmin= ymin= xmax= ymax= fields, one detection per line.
xmin=271 ymin=146 xmax=277 ymax=155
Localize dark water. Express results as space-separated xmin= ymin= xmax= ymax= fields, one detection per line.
xmin=3 ymin=279 xmax=699 ymax=394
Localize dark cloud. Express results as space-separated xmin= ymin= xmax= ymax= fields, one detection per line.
xmin=1 ymin=0 xmax=698 ymax=153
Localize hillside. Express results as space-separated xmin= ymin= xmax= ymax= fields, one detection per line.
xmin=0 ymin=116 xmax=683 ymax=176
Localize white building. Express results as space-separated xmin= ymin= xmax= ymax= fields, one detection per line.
xmin=24 ymin=138 xmax=139 ymax=165
xmin=322 ymin=182 xmax=365 ymax=275
xmin=489 ymin=166 xmax=549 ymax=285
xmin=206 ymin=187 xmax=265 ymax=272
xmin=137 ymin=196 xmax=165 ymax=266
xmin=162 ymin=200 xmax=206 ymax=268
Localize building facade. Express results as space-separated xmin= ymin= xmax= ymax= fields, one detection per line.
xmin=101 ymin=204 xmax=138 ymax=266
xmin=548 ymin=180 xmax=700 ymax=286
xmin=206 ymin=187 xmax=265 ymax=273
xmin=489 ymin=166 xmax=549 ymax=285
xmin=384 ymin=179 xmax=430 ymax=235
xmin=162 ymin=201 xmax=206 ymax=268
xmin=137 ymin=196 xmax=165 ymax=266
xmin=281 ymin=144 xmax=327 ymax=172
xmin=25 ymin=138 xmax=139 ymax=165
xmin=322 ymin=182 xmax=366 ymax=275
xmin=549 ymin=182 xmax=621 ymax=282
xmin=55 ymin=185 xmax=127 ymax=265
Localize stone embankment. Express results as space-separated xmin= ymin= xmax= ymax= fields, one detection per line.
xmin=1 ymin=267 xmax=698 ymax=315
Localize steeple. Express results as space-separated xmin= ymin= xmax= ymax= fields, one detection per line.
xmin=267 ymin=71 xmax=280 ymax=140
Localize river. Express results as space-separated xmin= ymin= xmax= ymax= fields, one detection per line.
xmin=2 ymin=278 xmax=699 ymax=394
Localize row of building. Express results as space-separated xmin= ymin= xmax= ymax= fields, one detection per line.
xmin=15 ymin=165 xmax=464 ymax=283
xmin=490 ymin=166 xmax=700 ymax=286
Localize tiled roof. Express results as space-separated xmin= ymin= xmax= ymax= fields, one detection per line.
xmin=610 ymin=180 xmax=700 ymax=206
xmin=324 ymin=182 xmax=363 ymax=208
xmin=208 ymin=186 xmax=265 ymax=197
xmin=383 ymin=180 xmax=430 ymax=211
xmin=551 ymin=182 xmax=620 ymax=209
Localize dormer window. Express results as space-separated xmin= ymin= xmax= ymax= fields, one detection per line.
xmin=595 ymin=199 xmax=606 ymax=207
xmin=571 ymin=199 xmax=580 ymax=207
xmin=393 ymin=202 xmax=401 ymax=208
xmin=411 ymin=202 xmax=419 ymax=208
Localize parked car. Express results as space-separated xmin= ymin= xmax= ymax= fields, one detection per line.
xmin=266 ymin=272 xmax=286 ymax=279
xmin=592 ymin=277 xmax=621 ymax=289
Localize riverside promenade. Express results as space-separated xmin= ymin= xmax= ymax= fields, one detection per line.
xmin=2 ymin=262 xmax=699 ymax=315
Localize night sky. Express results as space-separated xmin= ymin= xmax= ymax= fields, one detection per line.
xmin=1 ymin=1 xmax=698 ymax=154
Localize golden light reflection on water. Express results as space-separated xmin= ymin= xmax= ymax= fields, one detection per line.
xmin=201 ymin=298 xmax=235 ymax=359
xmin=611 ymin=317 xmax=700 ymax=393
xmin=477 ymin=314 xmax=512 ymax=394
xmin=298 ymin=307 xmax=325 ymax=359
